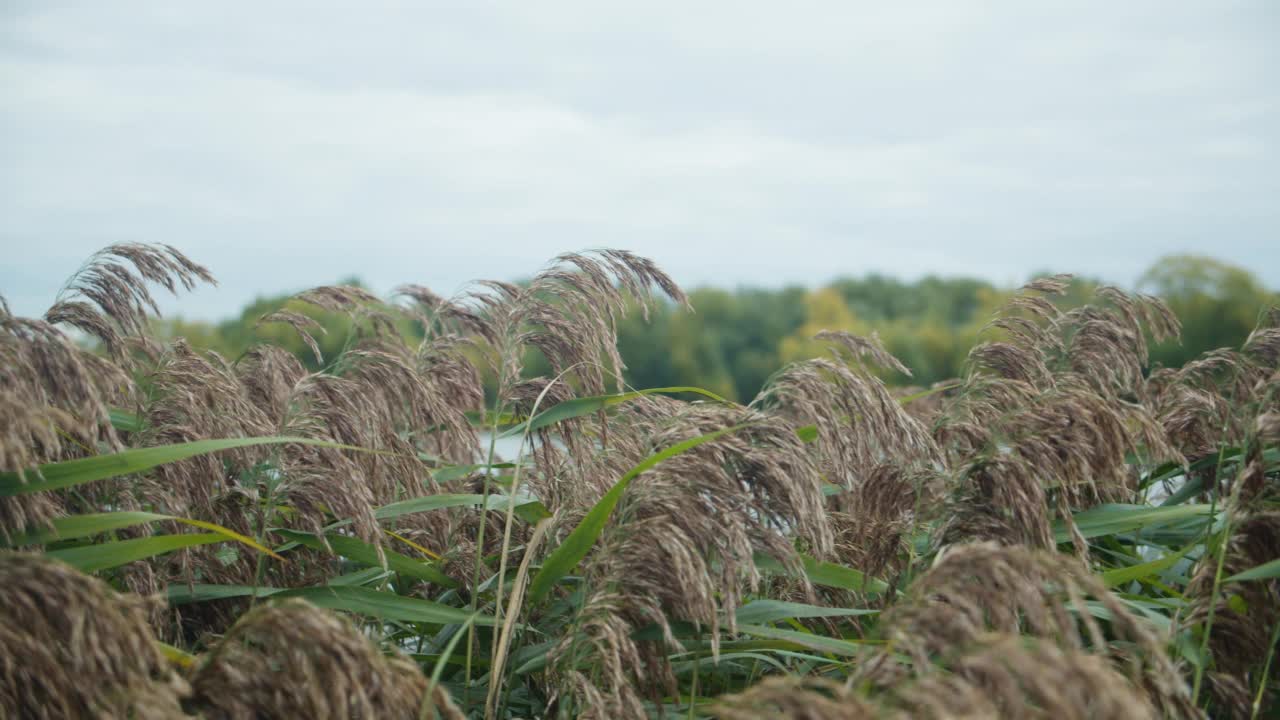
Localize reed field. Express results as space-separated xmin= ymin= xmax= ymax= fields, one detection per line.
xmin=2 ymin=243 xmax=1277 ymax=719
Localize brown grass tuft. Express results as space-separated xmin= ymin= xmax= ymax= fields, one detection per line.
xmin=857 ymin=543 xmax=1198 ymax=718
xmin=187 ymin=598 xmax=454 ymax=720
xmin=0 ymin=553 xmax=189 ymax=719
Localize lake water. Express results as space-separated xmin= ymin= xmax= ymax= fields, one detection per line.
xmin=477 ymin=432 xmax=526 ymax=461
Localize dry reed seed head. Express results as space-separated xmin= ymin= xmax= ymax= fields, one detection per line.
xmin=44 ymin=243 xmax=214 ymax=360
xmin=235 ymin=344 xmax=311 ymax=425
xmin=1146 ymin=335 xmax=1277 ymax=464
xmin=338 ymin=345 xmax=478 ymax=468
xmin=187 ymin=598 xmax=448 ymax=720
xmin=289 ymin=284 xmax=383 ymax=314
xmin=0 ymin=553 xmax=189 ymax=719
xmin=939 ymin=455 xmax=1055 ymax=550
xmin=276 ymin=285 xmax=405 ymax=353
xmin=1152 ymin=383 xmax=1237 ymax=461
xmin=0 ymin=310 xmax=135 ymax=539
xmin=1022 ymin=273 xmax=1075 ymax=296
xmin=1257 ymin=411 xmax=1280 ymax=445
xmin=759 ymin=356 xmax=942 ymax=492
xmin=566 ymin=406 xmax=833 ymax=681
xmin=0 ymin=313 xmax=124 ymax=466
xmin=497 ymin=250 xmax=687 ymax=395
xmin=830 ymin=464 xmax=947 ymax=581
xmin=1183 ymin=510 xmax=1280 ymax=718
xmin=1066 ymin=313 xmax=1147 ymax=396
xmin=890 ymin=635 xmax=1158 ymax=720
xmin=988 ymin=314 xmax=1063 ymax=356
xmin=967 ymin=340 xmax=1053 ymax=387
xmin=508 ymin=375 xmax=588 ymax=475
xmin=1066 ymin=288 xmax=1183 ymax=397
xmin=255 ymin=309 xmax=327 ymax=366
xmin=1136 ymin=292 xmax=1183 ymax=344
xmin=392 ymin=282 xmax=446 ymax=315
xmin=816 ymin=329 xmax=913 ymax=378
xmin=1242 ymin=326 xmax=1280 ymax=368
xmin=138 ymin=341 xmax=275 ymax=522
xmin=1014 ymin=386 xmax=1164 ymax=503
xmin=648 ymin=404 xmax=833 ymax=558
xmin=960 ymin=282 xmax=1173 ymax=407
xmin=413 ymin=337 xmax=484 ymax=462
xmin=714 ymin=638 xmax=1159 ymax=720
xmin=397 ymin=283 xmax=501 ymax=346
xmin=932 ymin=377 xmax=1039 ymax=462
xmin=863 ymin=543 xmax=1198 ymax=718
xmin=709 ymin=676 xmax=880 ymax=720
xmin=940 ymin=372 xmax=1183 ymax=556
xmin=547 ymin=591 xmax=657 ymax=720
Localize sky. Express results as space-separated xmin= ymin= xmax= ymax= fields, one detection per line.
xmin=2 ymin=1 xmax=1277 ymax=321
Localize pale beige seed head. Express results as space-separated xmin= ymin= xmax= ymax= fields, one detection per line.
xmin=188 ymin=598 xmax=455 ymax=720
xmin=0 ymin=553 xmax=189 ymax=719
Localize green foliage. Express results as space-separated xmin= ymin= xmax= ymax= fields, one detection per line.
xmin=157 ymin=256 xmax=1275 ymax=401
xmin=1140 ymin=254 xmax=1279 ymax=369
xmin=6 ymin=246 xmax=1278 ymax=719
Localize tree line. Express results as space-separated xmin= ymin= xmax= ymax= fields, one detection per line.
xmin=155 ymin=254 xmax=1277 ymax=401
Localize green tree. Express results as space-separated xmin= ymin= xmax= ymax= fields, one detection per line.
xmin=1139 ymin=255 xmax=1277 ymax=369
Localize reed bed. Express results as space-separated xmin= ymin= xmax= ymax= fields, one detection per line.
xmin=1 ymin=243 xmax=1277 ymax=718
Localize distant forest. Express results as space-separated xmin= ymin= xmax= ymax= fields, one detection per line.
xmin=157 ymin=254 xmax=1277 ymax=401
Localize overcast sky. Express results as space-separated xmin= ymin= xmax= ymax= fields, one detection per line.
xmin=2 ymin=1 xmax=1277 ymax=321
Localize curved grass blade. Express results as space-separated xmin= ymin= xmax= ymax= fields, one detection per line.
xmin=156 ymin=641 xmax=196 ymax=669
xmin=272 ymin=528 xmax=456 ymax=588
xmin=1225 ymin=557 xmax=1280 ymax=583
xmin=383 ymin=528 xmax=442 ymax=561
xmin=47 ymin=532 xmax=226 ymax=572
xmin=1054 ymin=503 xmax=1216 ymax=544
xmin=734 ymin=599 xmax=878 ymax=625
xmin=0 ymin=436 xmax=362 ymax=496
xmin=375 ymin=493 xmax=548 ymax=524
xmin=526 ymin=423 xmax=749 ymax=605
xmin=168 ymin=584 xmax=283 ymax=604
xmin=734 ymin=623 xmax=865 ymax=656
xmin=108 ymin=407 xmax=144 ymax=433
xmin=6 ymin=510 xmax=280 ymax=559
xmin=752 ymin=552 xmax=891 ymax=597
xmin=277 ymin=585 xmax=497 ymax=626
xmin=1100 ymin=544 xmax=1196 ymax=588
xmin=423 ymin=613 xmax=479 ymax=720
xmin=165 ymin=583 xmax=496 ymax=627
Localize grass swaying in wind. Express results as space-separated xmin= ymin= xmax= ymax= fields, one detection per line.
xmin=1 ymin=243 xmax=1278 ymax=718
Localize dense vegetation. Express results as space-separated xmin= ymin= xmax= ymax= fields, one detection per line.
xmin=1 ymin=244 xmax=1277 ymax=718
xmin=156 ymin=254 xmax=1277 ymax=401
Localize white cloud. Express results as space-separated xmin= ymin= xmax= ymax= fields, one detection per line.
xmin=1 ymin=0 xmax=1277 ymax=319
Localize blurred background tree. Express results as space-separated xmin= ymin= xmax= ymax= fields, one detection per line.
xmin=1139 ymin=255 xmax=1277 ymax=370
xmin=152 ymin=255 xmax=1277 ymax=402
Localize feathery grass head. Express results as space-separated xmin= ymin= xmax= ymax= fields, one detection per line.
xmin=891 ymin=635 xmax=1158 ymax=720
xmin=187 ymin=598 xmax=458 ymax=719
xmin=759 ymin=346 xmax=940 ymax=492
xmin=1183 ymin=510 xmax=1280 ymax=717
xmin=0 ymin=304 xmax=131 ymax=538
xmin=860 ymin=543 xmax=1198 ymax=717
xmin=0 ymin=553 xmax=189 ymax=719
xmin=46 ymin=242 xmax=214 ymax=359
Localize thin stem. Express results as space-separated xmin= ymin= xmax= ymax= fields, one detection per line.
xmin=1191 ymin=436 xmax=1239 ymax=705
xmin=1250 ymin=617 xmax=1280 ymax=720
xmin=489 ymin=366 xmax=581 ymax=652
xmin=465 ymin=338 xmax=516 ymax=704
